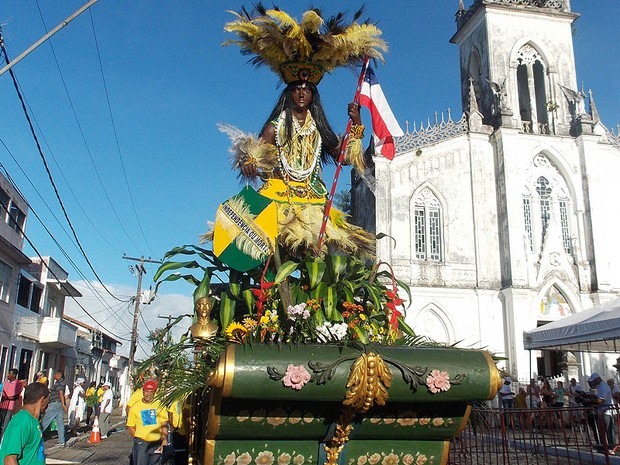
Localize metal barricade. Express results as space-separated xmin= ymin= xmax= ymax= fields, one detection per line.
xmin=448 ymin=404 xmax=620 ymax=465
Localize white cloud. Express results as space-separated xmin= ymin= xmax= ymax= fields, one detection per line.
xmin=64 ymin=280 xmax=193 ymax=360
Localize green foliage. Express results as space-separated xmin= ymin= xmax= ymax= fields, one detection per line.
xmin=148 ymin=244 xmax=417 ymax=404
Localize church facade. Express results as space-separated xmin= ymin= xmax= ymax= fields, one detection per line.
xmin=352 ymin=0 xmax=620 ymax=382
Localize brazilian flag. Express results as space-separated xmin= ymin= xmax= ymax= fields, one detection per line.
xmin=212 ymin=186 xmax=277 ymax=272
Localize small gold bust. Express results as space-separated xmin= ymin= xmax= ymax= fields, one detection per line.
xmin=190 ymin=297 xmax=219 ymax=340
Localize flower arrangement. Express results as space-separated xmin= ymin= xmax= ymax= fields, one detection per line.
xmin=154 ymin=244 xmax=415 ymax=347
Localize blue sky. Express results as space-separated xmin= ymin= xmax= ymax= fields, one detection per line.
xmin=1 ymin=1 xmax=618 ymax=358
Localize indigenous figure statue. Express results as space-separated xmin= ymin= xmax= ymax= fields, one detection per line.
xmin=214 ymin=7 xmax=387 ymax=261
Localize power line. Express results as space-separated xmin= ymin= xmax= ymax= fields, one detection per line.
xmin=122 ymin=255 xmax=162 ymax=376
xmin=32 ymin=0 xmax=146 ymax=254
xmin=0 ymin=161 xmax=131 ymax=311
xmin=0 ymin=201 xmax=129 ymax=340
xmin=0 ymin=35 xmax=125 ymax=303
xmin=88 ymin=10 xmax=155 ymax=257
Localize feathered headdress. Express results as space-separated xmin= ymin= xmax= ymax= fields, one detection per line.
xmin=223 ymin=5 xmax=387 ymax=85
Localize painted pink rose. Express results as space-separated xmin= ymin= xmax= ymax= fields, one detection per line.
xmin=283 ymin=364 xmax=311 ymax=390
xmin=426 ymin=369 xmax=451 ymax=394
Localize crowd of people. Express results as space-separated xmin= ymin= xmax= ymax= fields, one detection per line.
xmin=0 ymin=367 xmax=189 ymax=465
xmin=0 ymin=368 xmax=123 ymax=464
xmin=497 ymin=372 xmax=620 ymax=452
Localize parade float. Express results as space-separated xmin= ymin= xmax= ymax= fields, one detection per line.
xmin=148 ymin=6 xmax=501 ymax=465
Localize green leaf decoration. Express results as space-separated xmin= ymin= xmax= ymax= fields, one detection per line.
xmin=327 ymin=254 xmax=348 ymax=282
xmin=193 ymin=271 xmax=212 ymax=302
xmin=219 ymin=292 xmax=236 ymax=331
xmin=242 ymin=289 xmax=255 ymax=315
xmin=229 ymin=282 xmax=241 ymax=298
xmin=153 ymin=260 xmax=202 ymax=282
xmin=324 ymin=285 xmax=337 ymax=320
xmin=351 ymin=325 xmax=369 ymax=344
xmin=305 ymin=259 xmax=326 ymax=290
xmin=274 ymin=260 xmax=298 ymax=284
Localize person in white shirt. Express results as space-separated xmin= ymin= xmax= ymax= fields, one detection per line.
xmin=68 ymin=378 xmax=85 ymax=435
xmin=99 ymin=382 xmax=114 ymax=439
xmin=498 ymin=377 xmax=515 ymax=428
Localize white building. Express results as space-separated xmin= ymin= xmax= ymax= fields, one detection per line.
xmin=63 ymin=314 xmax=125 ymax=391
xmin=0 ymin=174 xmax=31 ymax=378
xmin=352 ymin=0 xmax=620 ymax=384
xmin=15 ymin=256 xmax=81 ymax=383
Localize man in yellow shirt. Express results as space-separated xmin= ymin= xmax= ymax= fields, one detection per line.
xmin=125 ymin=386 xmax=144 ymax=417
xmin=167 ymin=398 xmax=189 ymax=465
xmin=126 ymin=380 xmax=169 ymax=465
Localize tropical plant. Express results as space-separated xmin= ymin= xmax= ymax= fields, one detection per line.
xmin=140 ymin=243 xmax=417 ymax=405
xmin=153 ymin=244 xmax=414 ymax=344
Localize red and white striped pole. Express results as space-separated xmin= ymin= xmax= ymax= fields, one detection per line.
xmin=316 ymin=57 xmax=370 ymax=255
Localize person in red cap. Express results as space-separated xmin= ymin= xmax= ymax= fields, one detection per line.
xmin=126 ymin=379 xmax=169 ymax=465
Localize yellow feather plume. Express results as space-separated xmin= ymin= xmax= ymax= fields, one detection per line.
xmin=301 ymin=10 xmax=323 ymax=35
xmin=223 ymin=7 xmax=387 ymax=79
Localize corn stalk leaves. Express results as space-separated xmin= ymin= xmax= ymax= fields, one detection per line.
xmin=305 ymin=259 xmax=326 ymax=290
xmin=326 ymin=254 xmax=348 ymax=282
xmin=154 ymin=273 xmax=201 ymax=294
xmin=274 ymin=260 xmax=298 ymax=284
xmin=324 ymin=285 xmax=337 ymax=320
xmin=153 ymin=260 xmax=203 ymax=282
xmin=219 ymin=292 xmax=236 ymax=331
xmin=242 ymin=289 xmax=255 ymax=315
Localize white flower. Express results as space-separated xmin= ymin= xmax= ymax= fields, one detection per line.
xmin=287 ymin=303 xmax=310 ymax=321
xmin=316 ymin=322 xmax=348 ymax=342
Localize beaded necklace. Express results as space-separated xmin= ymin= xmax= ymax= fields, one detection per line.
xmin=275 ymin=111 xmax=322 ymax=182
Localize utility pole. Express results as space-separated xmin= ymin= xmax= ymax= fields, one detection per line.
xmin=122 ymin=255 xmax=161 ymax=381
xmin=0 ymin=0 xmax=101 ymax=76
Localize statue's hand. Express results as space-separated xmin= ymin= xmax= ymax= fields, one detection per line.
xmin=240 ymin=161 xmax=258 ymax=178
xmin=348 ymin=102 xmax=362 ymax=125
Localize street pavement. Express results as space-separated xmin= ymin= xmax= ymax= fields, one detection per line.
xmin=44 ymin=407 xmax=132 ymax=464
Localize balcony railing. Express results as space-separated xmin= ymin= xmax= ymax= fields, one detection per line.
xmin=39 ymin=317 xmax=77 ymax=349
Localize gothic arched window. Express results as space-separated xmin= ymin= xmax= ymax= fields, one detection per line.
xmin=413 ymin=188 xmax=443 ymax=261
xmin=522 ymin=155 xmax=573 ymax=255
xmin=516 ymin=44 xmax=549 ymax=134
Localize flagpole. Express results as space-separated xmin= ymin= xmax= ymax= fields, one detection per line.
xmin=316 ymin=56 xmax=370 ymax=255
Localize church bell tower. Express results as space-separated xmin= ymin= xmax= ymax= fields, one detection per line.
xmin=450 ymin=0 xmax=584 ymax=136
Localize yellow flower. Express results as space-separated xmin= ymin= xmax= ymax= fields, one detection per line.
xmin=260 ymin=315 xmax=270 ymax=325
xmin=359 ymin=314 xmax=367 ymax=321
xmin=225 ymin=322 xmax=248 ymax=341
xmin=243 ymin=317 xmax=258 ymax=330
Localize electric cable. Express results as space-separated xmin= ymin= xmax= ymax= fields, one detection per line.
xmin=0 ymin=35 xmax=126 ymax=303
xmin=88 ymin=9 xmax=155 ymax=257
xmin=33 ymin=1 xmax=145 ymax=254
xmin=0 ymin=200 xmax=129 ymax=340
xmin=0 ymin=159 xmax=132 ymax=307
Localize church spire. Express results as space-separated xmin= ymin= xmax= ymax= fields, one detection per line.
xmin=468 ymin=77 xmax=479 ymax=114
xmin=455 ymin=0 xmax=467 ymax=28
xmin=588 ymin=89 xmax=601 ymax=123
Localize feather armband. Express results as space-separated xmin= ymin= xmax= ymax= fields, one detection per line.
xmin=343 ymin=137 xmax=366 ymax=176
xmin=217 ymin=123 xmax=278 ymax=183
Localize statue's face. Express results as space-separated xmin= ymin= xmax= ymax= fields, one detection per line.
xmin=196 ymin=298 xmax=210 ymax=316
xmin=290 ymin=82 xmax=313 ymax=111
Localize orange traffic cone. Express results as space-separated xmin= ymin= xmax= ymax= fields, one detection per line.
xmin=88 ymin=418 xmax=101 ymax=444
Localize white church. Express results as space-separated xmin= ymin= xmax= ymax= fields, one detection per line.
xmin=352 ymin=0 xmax=620 ymax=384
